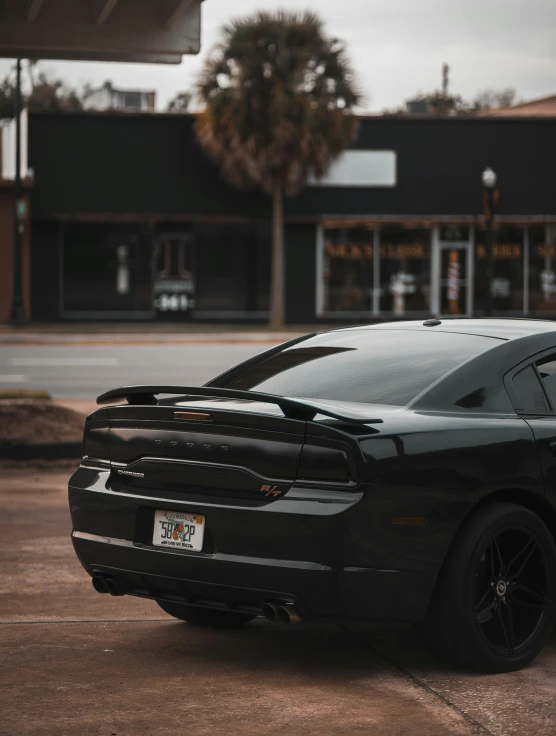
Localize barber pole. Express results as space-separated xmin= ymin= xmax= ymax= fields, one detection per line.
xmin=447 ymin=250 xmax=460 ymax=314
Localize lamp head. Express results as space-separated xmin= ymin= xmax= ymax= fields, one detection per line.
xmin=482 ymin=167 xmax=497 ymax=189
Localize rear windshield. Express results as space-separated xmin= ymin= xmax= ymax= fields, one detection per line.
xmin=224 ymin=330 xmax=499 ymax=406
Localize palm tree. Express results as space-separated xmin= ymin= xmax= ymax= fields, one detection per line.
xmin=196 ymin=10 xmax=360 ymax=328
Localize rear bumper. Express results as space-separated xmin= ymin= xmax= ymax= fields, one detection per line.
xmin=69 ymin=467 xmax=456 ymax=622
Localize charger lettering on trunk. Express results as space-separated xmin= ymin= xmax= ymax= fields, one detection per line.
xmin=117 ymin=470 xmax=145 ymax=479
xmin=260 ymin=485 xmax=281 ymax=498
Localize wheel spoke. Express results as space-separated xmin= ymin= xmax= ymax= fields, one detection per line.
xmin=512 ymin=583 xmax=549 ymax=606
xmin=489 ymin=539 xmax=496 ymax=578
xmin=475 ymin=586 xmax=493 ymax=613
xmin=497 ymin=604 xmax=515 ymax=654
xmin=511 ymin=599 xmax=547 ymax=611
xmin=506 ymin=537 xmax=537 ymax=580
xmin=493 ymin=536 xmax=505 ymax=575
xmin=477 ymin=598 xmax=495 ymax=624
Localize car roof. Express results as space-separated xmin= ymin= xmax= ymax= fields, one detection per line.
xmin=338 ymin=318 xmax=556 ymax=342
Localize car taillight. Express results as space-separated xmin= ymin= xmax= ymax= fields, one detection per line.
xmin=83 ymin=420 xmax=110 ymax=464
xmin=297 ymin=444 xmax=353 ymax=483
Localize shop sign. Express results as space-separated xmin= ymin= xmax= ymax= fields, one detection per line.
xmin=476 ymin=244 xmax=521 ymax=259
xmin=537 ymin=245 xmax=556 ymax=258
xmin=325 ymin=242 xmax=426 ymax=260
xmin=325 ymin=243 xmax=374 ymax=259
xmin=153 ymin=278 xmax=195 ymax=313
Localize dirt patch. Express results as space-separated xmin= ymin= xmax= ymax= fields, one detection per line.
xmin=0 ymin=400 xmax=85 ymax=445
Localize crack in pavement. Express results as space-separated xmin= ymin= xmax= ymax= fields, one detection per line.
xmin=344 ymin=627 xmax=495 ymax=736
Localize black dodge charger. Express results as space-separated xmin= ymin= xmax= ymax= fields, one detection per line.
xmin=69 ymin=319 xmax=556 ymax=672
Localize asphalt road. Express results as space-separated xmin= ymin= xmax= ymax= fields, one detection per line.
xmin=3 ymin=465 xmax=556 ymax=736
xmin=0 ymin=343 xmax=273 ymax=399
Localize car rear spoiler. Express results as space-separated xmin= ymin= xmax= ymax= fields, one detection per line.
xmin=96 ymin=385 xmax=383 ymax=425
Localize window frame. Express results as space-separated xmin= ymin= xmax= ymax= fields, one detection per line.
xmin=505 ymin=348 xmax=556 ymax=416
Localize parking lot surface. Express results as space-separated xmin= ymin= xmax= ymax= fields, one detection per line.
xmin=2 ymin=465 xmax=556 ymax=736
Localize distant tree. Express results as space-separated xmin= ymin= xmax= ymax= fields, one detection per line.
xmin=388 ymin=86 xmax=520 ymax=117
xmin=473 ymin=88 xmax=517 ymax=111
xmin=167 ymin=91 xmax=193 ymax=113
xmin=0 ymin=77 xmax=15 ymax=118
xmin=196 ymin=10 xmax=360 ymax=328
xmin=27 ymin=71 xmax=83 ymax=112
xmin=0 ymin=61 xmax=84 ymax=117
xmin=412 ymin=90 xmax=472 ymax=115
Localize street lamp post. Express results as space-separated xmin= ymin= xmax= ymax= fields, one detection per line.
xmin=9 ymin=58 xmax=27 ymax=325
xmin=482 ymin=167 xmax=498 ymax=318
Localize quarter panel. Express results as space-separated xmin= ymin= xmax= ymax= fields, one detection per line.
xmin=350 ymin=411 xmax=543 ymax=575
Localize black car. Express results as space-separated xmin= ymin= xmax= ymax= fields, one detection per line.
xmin=69 ymin=319 xmax=556 ymax=672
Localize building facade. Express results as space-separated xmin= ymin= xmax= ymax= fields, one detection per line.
xmin=82 ymin=82 xmax=156 ymax=112
xmin=9 ymin=110 xmax=556 ymax=323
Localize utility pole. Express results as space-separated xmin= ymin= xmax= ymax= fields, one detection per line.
xmin=442 ymin=63 xmax=449 ymax=98
xmin=9 ymin=58 xmax=27 ymax=325
xmin=442 ymin=63 xmax=449 ymax=114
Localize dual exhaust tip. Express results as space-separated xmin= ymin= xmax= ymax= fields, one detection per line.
xmin=92 ymin=576 xmax=301 ymax=624
xmin=92 ymin=574 xmax=125 ymax=597
xmin=262 ymin=601 xmax=302 ymax=625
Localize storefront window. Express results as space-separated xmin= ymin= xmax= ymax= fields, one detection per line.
xmin=322 ymin=228 xmax=375 ymax=313
xmin=63 ymin=223 xmax=153 ymax=314
xmin=474 ymin=227 xmax=524 ymax=314
xmin=379 ymin=227 xmax=431 ymax=314
xmin=529 ymin=226 xmax=556 ymax=314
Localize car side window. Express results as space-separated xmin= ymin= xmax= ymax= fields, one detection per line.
xmin=535 ymin=355 xmax=556 ymax=409
xmin=512 ymin=365 xmax=550 ymax=413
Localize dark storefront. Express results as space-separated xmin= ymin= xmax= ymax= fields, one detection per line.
xmin=27 ymin=111 xmax=556 ymax=323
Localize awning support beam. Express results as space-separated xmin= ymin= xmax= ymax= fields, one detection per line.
xmin=164 ymin=0 xmax=194 ymax=29
xmin=27 ymin=0 xmax=44 ymax=22
xmin=95 ymin=0 xmax=118 ymax=25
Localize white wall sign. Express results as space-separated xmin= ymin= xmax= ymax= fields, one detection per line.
xmin=309 ymin=150 xmax=397 ymax=188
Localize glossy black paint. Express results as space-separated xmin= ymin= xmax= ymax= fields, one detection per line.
xmin=69 ymin=319 xmax=556 ymax=623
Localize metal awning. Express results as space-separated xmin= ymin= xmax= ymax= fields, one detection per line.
xmin=0 ymin=0 xmax=202 ymax=63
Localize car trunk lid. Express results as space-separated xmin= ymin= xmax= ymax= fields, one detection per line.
xmin=106 ymin=400 xmax=307 ymax=503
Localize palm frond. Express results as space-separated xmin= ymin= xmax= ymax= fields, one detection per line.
xmin=195 ymin=9 xmax=361 ymax=196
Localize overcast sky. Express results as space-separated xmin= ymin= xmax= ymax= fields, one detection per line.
xmin=0 ymin=0 xmax=554 ymax=111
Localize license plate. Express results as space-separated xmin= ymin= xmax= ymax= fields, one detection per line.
xmin=152 ymin=510 xmax=205 ymax=552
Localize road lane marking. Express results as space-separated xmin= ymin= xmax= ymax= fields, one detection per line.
xmin=11 ymin=358 xmax=119 ymax=367
xmin=0 ymin=375 xmax=28 ymax=382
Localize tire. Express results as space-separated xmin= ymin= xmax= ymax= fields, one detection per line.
xmin=156 ymin=600 xmax=255 ymax=629
xmin=425 ymin=502 xmax=556 ymax=673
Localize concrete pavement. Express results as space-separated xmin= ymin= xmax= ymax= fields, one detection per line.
xmin=2 ymin=465 xmax=556 ymax=736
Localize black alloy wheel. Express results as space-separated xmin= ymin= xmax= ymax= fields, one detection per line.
xmin=475 ymin=527 xmax=549 ymax=656
xmin=425 ymin=503 xmax=556 ymax=672
xmin=156 ymin=599 xmax=255 ymax=628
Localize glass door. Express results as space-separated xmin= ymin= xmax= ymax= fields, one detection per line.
xmin=440 ymin=246 xmax=469 ymax=315
xmin=153 ymin=233 xmax=196 ymax=320
xmin=433 ymin=226 xmax=473 ymax=317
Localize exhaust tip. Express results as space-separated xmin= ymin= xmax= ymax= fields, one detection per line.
xmin=92 ymin=575 xmax=107 ymax=594
xmin=262 ymin=602 xmax=278 ymax=622
xmin=104 ymin=577 xmax=125 ymax=596
xmin=276 ymin=603 xmax=302 ymax=625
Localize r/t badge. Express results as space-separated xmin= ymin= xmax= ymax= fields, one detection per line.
xmin=260 ymin=485 xmax=281 ymax=498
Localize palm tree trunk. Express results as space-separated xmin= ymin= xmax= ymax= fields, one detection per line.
xmin=269 ymin=187 xmax=285 ymax=328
